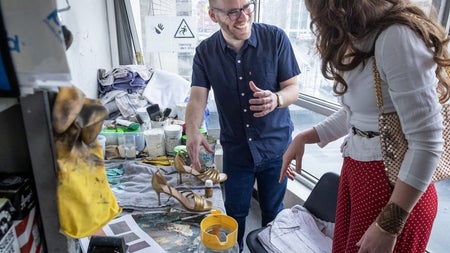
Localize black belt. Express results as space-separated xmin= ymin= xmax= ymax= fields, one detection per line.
xmin=352 ymin=126 xmax=380 ymax=138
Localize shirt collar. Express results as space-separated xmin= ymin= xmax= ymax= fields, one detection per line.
xmin=218 ymin=25 xmax=258 ymax=51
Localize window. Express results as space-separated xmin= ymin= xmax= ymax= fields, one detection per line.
xmin=256 ymin=0 xmax=342 ymax=181
xmin=136 ymin=0 xmax=342 ymax=179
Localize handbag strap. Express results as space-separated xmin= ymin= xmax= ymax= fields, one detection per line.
xmin=371 ymin=57 xmax=385 ymax=113
xmin=372 ymin=56 xmax=450 ymax=108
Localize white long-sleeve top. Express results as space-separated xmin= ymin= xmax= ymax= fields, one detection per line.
xmin=314 ymin=24 xmax=444 ymax=192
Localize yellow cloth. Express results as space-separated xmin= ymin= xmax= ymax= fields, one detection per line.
xmin=56 ymin=136 xmax=121 ymax=238
xmin=53 ymin=86 xmax=121 ymax=238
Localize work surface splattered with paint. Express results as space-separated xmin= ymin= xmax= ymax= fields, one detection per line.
xmin=133 ymin=209 xmax=207 ymax=252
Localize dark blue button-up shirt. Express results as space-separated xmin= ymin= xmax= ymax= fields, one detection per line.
xmin=192 ymin=23 xmax=301 ymax=167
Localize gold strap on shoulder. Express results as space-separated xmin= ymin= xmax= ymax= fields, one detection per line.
xmin=372 ymin=57 xmax=384 ymax=113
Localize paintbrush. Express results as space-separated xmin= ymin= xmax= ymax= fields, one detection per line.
xmin=171 ymin=213 xmax=207 ymax=222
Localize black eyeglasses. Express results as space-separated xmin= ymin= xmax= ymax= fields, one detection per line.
xmin=210 ymin=2 xmax=255 ymax=21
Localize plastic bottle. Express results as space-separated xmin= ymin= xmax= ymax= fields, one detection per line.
xmin=205 ymin=179 xmax=213 ymax=198
xmin=136 ymin=107 xmax=151 ymax=131
xmin=116 ymin=118 xmax=140 ymax=131
xmin=164 ymin=124 xmax=182 ymax=156
xmin=143 ymin=128 xmax=165 ymax=157
xmin=214 ymin=140 xmax=223 ymax=172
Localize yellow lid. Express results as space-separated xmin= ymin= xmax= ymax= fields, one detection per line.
xmin=200 ymin=210 xmax=238 ymax=251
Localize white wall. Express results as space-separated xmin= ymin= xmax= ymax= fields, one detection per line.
xmin=59 ymin=0 xmax=113 ymax=98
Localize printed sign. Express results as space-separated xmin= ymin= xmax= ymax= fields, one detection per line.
xmin=145 ymin=16 xmax=197 ymax=53
xmin=174 ymin=19 xmax=195 ymax=39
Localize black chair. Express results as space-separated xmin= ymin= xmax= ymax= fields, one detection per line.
xmin=246 ymin=172 xmax=340 ymax=253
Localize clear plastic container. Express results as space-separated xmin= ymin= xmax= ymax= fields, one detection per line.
xmin=164 ymin=124 xmax=182 ymax=156
xmin=214 ymin=140 xmax=223 ymax=172
xmin=143 ymin=128 xmax=165 ymax=157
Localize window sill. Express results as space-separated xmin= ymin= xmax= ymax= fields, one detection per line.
xmin=283 ymin=177 xmax=313 ymax=208
xmin=252 ymin=174 xmax=314 ymax=208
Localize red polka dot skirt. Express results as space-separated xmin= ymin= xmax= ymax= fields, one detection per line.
xmin=332 ymin=157 xmax=437 ymax=253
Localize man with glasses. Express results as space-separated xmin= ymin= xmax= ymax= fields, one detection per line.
xmin=184 ymin=0 xmax=300 ymax=251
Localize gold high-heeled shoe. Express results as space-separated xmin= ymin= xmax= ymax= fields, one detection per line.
xmin=174 ymin=152 xmax=227 ymax=184
xmin=151 ymin=169 xmax=213 ymax=212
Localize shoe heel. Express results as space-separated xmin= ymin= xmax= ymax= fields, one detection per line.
xmin=178 ymin=172 xmax=183 ymax=184
xmin=156 ymin=191 xmax=161 ymax=206
xmin=152 ymin=170 xmax=163 ymax=205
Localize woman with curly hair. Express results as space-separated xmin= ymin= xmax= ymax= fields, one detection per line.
xmin=279 ymin=0 xmax=450 ymax=252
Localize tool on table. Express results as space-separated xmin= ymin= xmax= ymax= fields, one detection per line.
xmin=167 ymin=212 xmax=207 ymax=223
xmin=177 ymin=213 xmax=207 ymax=221
xmin=161 ymin=108 xmax=172 ymax=121
xmin=135 ymin=114 xmax=144 ymax=124
xmin=146 ymin=104 xmax=161 ymax=121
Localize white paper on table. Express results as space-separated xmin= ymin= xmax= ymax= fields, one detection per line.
xmin=79 ymin=214 xmax=166 ymax=253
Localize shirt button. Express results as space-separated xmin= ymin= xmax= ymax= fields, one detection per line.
xmin=243 ymin=109 xmax=247 ymax=112
xmin=241 ymin=93 xmax=245 ymax=96
xmin=239 ymin=76 xmax=243 ymax=80
xmin=246 ymin=124 xmax=250 ymax=127
xmin=237 ymin=60 xmax=241 ymax=63
xmin=248 ymin=138 xmax=252 ymax=141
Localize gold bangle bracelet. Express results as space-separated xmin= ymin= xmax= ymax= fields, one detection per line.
xmin=375 ymin=222 xmax=398 ymax=237
xmin=375 ymin=202 xmax=409 ymax=236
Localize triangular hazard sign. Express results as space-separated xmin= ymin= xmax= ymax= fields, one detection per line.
xmin=174 ymin=19 xmax=195 ymax=38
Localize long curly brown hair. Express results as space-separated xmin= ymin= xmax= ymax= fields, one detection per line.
xmin=305 ymin=0 xmax=450 ymax=103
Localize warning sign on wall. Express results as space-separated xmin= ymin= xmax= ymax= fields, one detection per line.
xmin=145 ymin=16 xmax=197 ymax=52
xmin=174 ymin=19 xmax=195 ymax=38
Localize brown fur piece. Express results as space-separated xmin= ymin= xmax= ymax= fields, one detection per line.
xmin=52 ymin=86 xmax=85 ymax=134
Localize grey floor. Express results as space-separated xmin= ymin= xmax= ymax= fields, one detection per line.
xmin=242 ymin=197 xmax=261 ymax=253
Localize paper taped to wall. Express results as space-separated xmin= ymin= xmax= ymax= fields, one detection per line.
xmin=1 ymin=0 xmax=71 ymax=88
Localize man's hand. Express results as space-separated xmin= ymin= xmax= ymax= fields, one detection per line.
xmin=248 ymin=81 xmax=278 ymax=117
xmin=186 ymin=131 xmax=210 ymax=171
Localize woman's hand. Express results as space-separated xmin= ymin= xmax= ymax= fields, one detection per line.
xmin=356 ymin=222 xmax=396 ymax=253
xmin=279 ymin=133 xmax=307 ymax=182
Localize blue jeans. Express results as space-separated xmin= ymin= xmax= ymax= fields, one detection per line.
xmin=223 ymin=156 xmax=287 ymax=252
